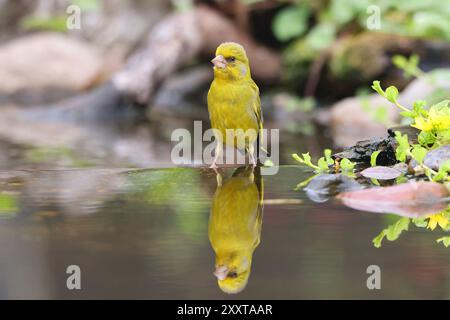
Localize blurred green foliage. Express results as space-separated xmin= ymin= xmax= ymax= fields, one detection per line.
xmin=272 ymin=0 xmax=450 ymax=80
xmin=20 ymin=0 xmax=100 ymax=32
xmin=0 ymin=192 xmax=18 ymax=218
xmin=171 ymin=0 xmax=194 ymax=12
xmin=21 ymin=16 xmax=68 ymax=32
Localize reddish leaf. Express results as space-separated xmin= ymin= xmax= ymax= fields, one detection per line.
xmin=360 ymin=166 xmax=401 ymax=180
xmin=337 ymin=181 xmax=449 ymax=217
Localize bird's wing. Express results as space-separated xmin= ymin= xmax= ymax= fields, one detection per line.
xmin=249 ymin=80 xmax=263 ymax=130
xmin=249 ymin=79 xmax=270 ymax=158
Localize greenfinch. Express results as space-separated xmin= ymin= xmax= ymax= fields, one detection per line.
xmin=208 ymin=166 xmax=264 ymax=294
xmin=207 ymin=42 xmax=263 ymax=168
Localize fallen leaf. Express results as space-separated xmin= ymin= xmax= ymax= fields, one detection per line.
xmin=360 ymin=166 xmax=401 ymax=180
xmin=337 ymin=181 xmax=449 ymax=217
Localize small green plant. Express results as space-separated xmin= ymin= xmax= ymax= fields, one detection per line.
xmin=372 ymin=81 xmax=450 ymax=183
xmin=293 ymin=78 xmax=449 ymax=248
xmin=370 ymin=80 xmax=450 ymax=247
xmin=392 ymin=54 xmax=423 ymax=79
xmin=374 ymin=208 xmax=450 ymax=248
xmin=292 ymin=149 xmax=355 ymax=174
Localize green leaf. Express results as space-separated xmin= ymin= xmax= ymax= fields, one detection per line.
xmin=302 ymin=153 xmax=313 ymax=166
xmin=411 ymin=145 xmax=428 ymax=164
xmin=373 ymin=217 xmax=410 ymax=248
xmin=318 ymin=157 xmax=329 ymax=171
xmin=413 ymin=100 xmax=427 ymax=116
xmin=436 ymin=236 xmax=450 ymax=247
xmin=324 ymin=149 xmax=334 ymax=165
xmin=386 ymin=218 xmax=410 ymax=241
xmin=373 ymin=229 xmax=387 ymax=248
xmin=385 ymin=86 xmax=399 ymax=103
xmin=418 ymin=131 xmax=436 ymax=146
xmin=272 ymin=6 xmax=310 ymax=41
xmin=437 ymin=129 xmax=450 ymax=144
xmin=294 ymin=174 xmax=318 ymax=190
xmin=371 ymin=81 xmax=385 ymax=97
xmin=305 ymin=23 xmax=336 ymax=50
xmin=392 ymin=54 xmax=422 ymax=78
xmin=292 ymin=153 xmax=320 ymax=171
xmin=340 ymin=158 xmax=355 ymax=172
xmin=400 ymin=111 xmax=416 ymax=118
xmin=370 ymin=150 xmax=381 ymax=167
xmin=433 ymin=159 xmax=450 ymax=182
xmin=412 ymin=217 xmax=428 ymax=227
xmin=392 ymin=55 xmax=407 ymax=69
xmin=394 ymin=131 xmax=410 ymax=162
xmin=430 ymin=99 xmax=450 ymax=111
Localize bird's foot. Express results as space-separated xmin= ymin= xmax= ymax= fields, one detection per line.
xmin=209 ymin=162 xmax=218 ymax=169
xmin=209 ymin=162 xmax=220 ymax=175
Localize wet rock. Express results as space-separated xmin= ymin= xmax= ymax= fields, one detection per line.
xmin=408 ymin=145 xmax=450 ymax=171
xmin=70 ymin=0 xmax=165 ymax=51
xmin=387 ymin=125 xmax=420 ymax=143
xmin=151 ymin=66 xmax=212 ymax=117
xmin=424 ymin=145 xmax=450 ymax=171
xmin=328 ymin=72 xmax=450 ymax=147
xmin=0 ymin=104 xmax=174 ymax=169
xmin=0 ymin=106 xmax=91 ymax=148
xmin=0 ymin=33 xmax=103 ymax=97
xmin=328 ymin=94 xmax=399 ymax=147
xmin=304 ymin=173 xmax=363 ymax=203
xmin=333 ymin=136 xmax=397 ymax=166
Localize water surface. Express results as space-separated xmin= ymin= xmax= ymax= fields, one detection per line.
xmin=0 ymin=166 xmax=449 ymax=299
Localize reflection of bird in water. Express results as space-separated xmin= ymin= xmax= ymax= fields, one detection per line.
xmin=208 ymin=166 xmax=264 ymax=294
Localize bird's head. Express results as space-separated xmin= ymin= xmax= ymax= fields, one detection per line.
xmin=213 ymin=250 xmax=252 ymax=294
xmin=211 ymin=42 xmax=251 ymax=81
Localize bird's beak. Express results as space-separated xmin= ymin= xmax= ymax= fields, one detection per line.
xmin=211 ymin=55 xmax=227 ymax=69
xmin=214 ymin=265 xmax=228 ymax=281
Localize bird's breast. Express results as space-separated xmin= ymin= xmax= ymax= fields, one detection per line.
xmin=207 ymin=81 xmax=259 ymax=147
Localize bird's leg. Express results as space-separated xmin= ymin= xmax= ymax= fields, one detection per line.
xmin=248 ymin=143 xmax=257 ymax=168
xmin=216 ymin=171 xmax=223 ymax=187
xmin=210 ymin=142 xmax=223 ymax=170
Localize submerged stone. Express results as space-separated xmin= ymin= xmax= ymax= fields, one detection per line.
xmin=304 ymin=173 xmax=363 ymax=203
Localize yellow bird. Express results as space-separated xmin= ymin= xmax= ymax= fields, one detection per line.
xmin=208 ymin=166 xmax=264 ymax=294
xmin=207 ymin=42 xmax=263 ymax=168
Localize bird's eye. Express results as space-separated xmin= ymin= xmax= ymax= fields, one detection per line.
xmin=228 ymin=271 xmax=238 ymax=278
xmin=228 ymin=56 xmax=236 ymax=62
